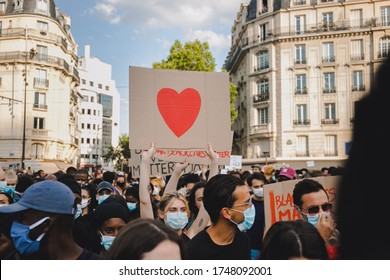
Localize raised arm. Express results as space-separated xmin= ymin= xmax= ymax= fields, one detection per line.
xmin=206 ymin=143 xmax=219 ymax=180
xmin=163 ymin=159 xmax=189 ymax=195
xmin=139 ymin=142 xmax=155 ymax=219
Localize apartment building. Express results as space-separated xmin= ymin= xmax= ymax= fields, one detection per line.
xmin=226 ymin=0 xmax=390 ymax=169
xmin=0 ymin=0 xmax=80 ymax=171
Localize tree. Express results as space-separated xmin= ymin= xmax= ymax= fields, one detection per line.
xmin=153 ymin=39 xmax=237 ymax=123
xmin=103 ymin=133 xmax=130 ymax=172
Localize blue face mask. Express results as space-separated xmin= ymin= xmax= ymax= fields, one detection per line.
xmin=302 ymin=211 xmax=330 ymax=227
xmin=13 ymin=191 xmax=23 ymax=203
xmin=230 ymin=204 xmax=256 ymax=231
xmin=166 ymin=212 xmax=188 ymax=230
xmin=127 ymin=202 xmax=137 ymax=212
xmin=11 ymin=217 xmax=50 ymax=255
xmin=100 ymin=233 xmax=115 ymax=250
xmin=0 ymin=181 xmax=7 ymax=189
xmin=74 ymin=204 xmax=82 ymax=219
xmin=98 ymin=194 xmax=110 ymax=204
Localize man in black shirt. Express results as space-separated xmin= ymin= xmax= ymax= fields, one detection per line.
xmin=187 ymin=174 xmax=252 ymax=260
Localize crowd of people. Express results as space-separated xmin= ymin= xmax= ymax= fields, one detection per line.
xmin=0 ymin=152 xmax=340 ymax=260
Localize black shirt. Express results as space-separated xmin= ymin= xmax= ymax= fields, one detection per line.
xmin=246 ymin=199 xmax=265 ymax=250
xmin=187 ymin=227 xmax=251 ymax=260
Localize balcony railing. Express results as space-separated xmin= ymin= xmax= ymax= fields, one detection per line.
xmin=324 ymin=151 xmax=338 ymax=156
xmin=321 ymin=119 xmax=339 ymax=124
xmin=33 ymin=104 xmax=48 ymax=110
xmin=295 ymin=88 xmax=308 ymax=95
xmin=294 ymin=0 xmax=306 ymax=5
xmin=322 ymin=56 xmax=336 ymax=63
xmin=323 ymin=87 xmax=336 ymax=93
xmin=31 ymin=129 xmax=48 ymax=137
xmin=294 ymin=59 xmax=307 ymax=65
xmin=254 ymin=64 xmax=269 ymax=71
xmin=253 ymin=93 xmax=270 ymax=103
xmin=293 ymin=120 xmax=311 ymax=125
xmin=378 ymin=50 xmax=389 ymax=59
xmin=352 ymin=85 xmax=365 ymax=92
xmin=33 ymin=78 xmax=49 ymax=88
xmin=351 ymin=54 xmax=364 ymax=61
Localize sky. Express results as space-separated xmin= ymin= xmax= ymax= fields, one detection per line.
xmin=54 ymin=0 xmax=251 ymax=135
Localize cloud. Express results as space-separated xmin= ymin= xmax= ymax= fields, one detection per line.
xmin=93 ymin=0 xmax=249 ymax=28
xmin=186 ymin=30 xmax=231 ymax=49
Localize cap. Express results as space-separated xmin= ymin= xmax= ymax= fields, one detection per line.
xmin=278 ymin=167 xmax=297 ymax=179
xmin=0 ymin=180 xmax=75 ymax=215
xmin=251 ymin=164 xmax=262 ymax=169
xmin=97 ymin=181 xmax=115 ymax=193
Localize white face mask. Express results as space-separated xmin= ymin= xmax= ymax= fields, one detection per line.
xmin=81 ymin=198 xmax=90 ymax=209
xmin=152 ymin=187 xmax=160 ymax=196
xmin=252 ymin=188 xmax=264 ymax=198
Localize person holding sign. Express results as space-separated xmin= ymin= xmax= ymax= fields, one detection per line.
xmin=293 ymin=179 xmax=339 ymax=259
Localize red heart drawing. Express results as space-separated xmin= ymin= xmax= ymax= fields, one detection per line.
xmin=157 ymin=88 xmax=201 ymax=137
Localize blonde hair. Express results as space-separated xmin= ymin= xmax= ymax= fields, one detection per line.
xmin=158 ymin=191 xmax=190 ymax=217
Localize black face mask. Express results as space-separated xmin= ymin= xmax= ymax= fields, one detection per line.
xmin=117 ymin=182 xmax=125 ymax=188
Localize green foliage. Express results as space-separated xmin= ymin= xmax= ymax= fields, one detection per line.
xmin=103 ymin=133 xmax=130 ymax=172
xmin=153 ymin=40 xmax=238 ymax=124
xmin=153 ymin=40 xmax=216 ymax=72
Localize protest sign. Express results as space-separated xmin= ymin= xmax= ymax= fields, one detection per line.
xmin=128 ymin=67 xmax=232 ymax=165
xmin=263 ymin=176 xmax=340 ymax=232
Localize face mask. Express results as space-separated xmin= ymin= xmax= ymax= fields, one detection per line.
xmin=74 ymin=204 xmax=82 ymax=219
xmin=0 ymin=181 xmax=7 ymax=189
xmin=100 ymin=233 xmax=115 ymax=250
xmin=81 ymin=198 xmax=90 ymax=209
xmin=0 ymin=204 xmax=6 ymax=207
xmin=98 ymin=194 xmax=110 ymax=204
xmin=117 ymin=182 xmax=125 ymax=188
xmin=3 ymin=186 xmax=15 ymax=196
xmin=11 ymin=216 xmax=50 ymax=255
xmin=13 ymin=191 xmax=23 ymax=203
xmin=127 ymin=202 xmax=137 ymax=212
xmin=230 ymin=204 xmax=256 ymax=231
xmin=303 ymin=211 xmax=330 ymax=227
xmin=166 ymin=212 xmax=188 ymax=230
xmin=252 ymin=188 xmax=264 ymax=198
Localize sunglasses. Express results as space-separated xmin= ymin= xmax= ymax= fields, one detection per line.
xmin=304 ymin=203 xmax=333 ymax=216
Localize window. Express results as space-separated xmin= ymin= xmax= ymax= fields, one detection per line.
xmin=91 ymin=97 xmax=94 ymax=102
xmin=87 ymin=109 xmax=91 ymax=115
xmin=256 ymin=50 xmax=269 ymax=70
xmin=98 ymin=94 xmax=113 ymax=118
xmin=259 ymin=23 xmax=269 ymax=41
xmin=323 ymin=42 xmax=335 ymax=62
xmin=325 ymin=135 xmax=338 ymax=156
xmin=0 ymin=2 xmax=5 ymax=13
xmin=37 ymin=0 xmax=48 ymax=12
xmin=324 ymin=103 xmax=336 ymax=120
xmin=34 ymin=68 xmax=48 ymax=87
xmin=98 ymin=84 xmax=102 ymax=89
xmin=82 ymin=109 xmax=85 ymax=114
xmin=33 ymin=117 xmax=45 ymax=129
xmin=322 ymin=12 xmax=333 ymax=24
xmin=34 ymin=92 xmax=46 ymax=109
xmin=296 ymin=104 xmax=307 ymax=124
xmin=82 ymin=96 xmax=88 ymax=101
xmin=37 ymin=21 xmax=48 ymax=31
xmin=351 ymin=39 xmax=364 ymax=60
xmin=350 ymin=9 xmax=363 ymax=28
xmin=93 ymin=109 xmax=96 ymax=116
xmin=381 ymin=7 xmax=390 ymax=26
xmin=295 ymin=45 xmax=306 ymax=64
xmin=296 ymin=74 xmax=307 ymax=94
xmin=379 ymin=37 xmax=390 ymax=58
xmin=81 ymin=138 xmax=84 ymax=144
xmin=105 ymin=85 xmax=110 ymax=91
xmin=82 ymin=79 xmax=86 ymax=85
xmin=297 ymin=136 xmax=309 ymax=157
xmin=255 ymin=79 xmax=269 ymax=102
xmin=86 ymin=138 xmax=90 ymax=144
xmin=31 ymin=143 xmax=44 ymax=159
xmin=81 ymin=123 xmax=85 ymax=129
xmin=323 ymin=72 xmax=336 ymax=93
xmin=295 ymin=15 xmax=306 ymax=34
xmin=353 ymin=71 xmax=364 ymax=91
xmin=87 ymin=124 xmax=91 ymax=129
xmin=257 ymin=108 xmax=269 ymax=124
xmin=36 ymin=45 xmax=48 ymax=61
xmin=89 ymin=81 xmax=94 ymax=87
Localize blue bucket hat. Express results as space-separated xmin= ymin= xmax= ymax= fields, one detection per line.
xmin=0 ymin=180 xmax=75 ymax=215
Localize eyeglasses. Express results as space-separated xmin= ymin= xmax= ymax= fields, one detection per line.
xmin=303 ymin=203 xmax=333 ymax=216
xmin=232 ymin=197 xmax=253 ymax=208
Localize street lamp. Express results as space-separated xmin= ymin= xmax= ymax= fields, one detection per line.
xmin=263 ymin=151 xmax=270 ymax=165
